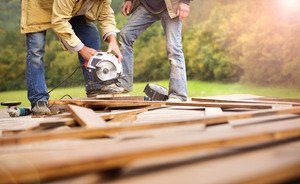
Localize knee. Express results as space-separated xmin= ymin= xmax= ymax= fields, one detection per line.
xmin=120 ymin=28 xmax=136 ymax=47
xmin=167 ymin=44 xmax=183 ymax=60
xmin=27 ymin=41 xmax=45 ymax=68
xmin=27 ymin=32 xmax=45 ymax=59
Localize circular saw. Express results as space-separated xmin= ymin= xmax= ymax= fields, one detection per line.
xmin=84 ymin=52 xmax=123 ymax=85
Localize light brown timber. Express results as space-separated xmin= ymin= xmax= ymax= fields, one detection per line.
xmin=192 ymin=97 xmax=300 ymax=106
xmin=0 ymin=120 xmax=300 ymax=183
xmin=68 ymin=105 xmax=106 ymax=128
xmin=166 ymin=101 xmax=272 ymax=109
xmin=0 ymin=107 xmax=300 ymax=146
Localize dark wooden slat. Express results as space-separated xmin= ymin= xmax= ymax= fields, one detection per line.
xmin=0 ymin=107 xmax=299 ymax=146
xmin=50 ymin=99 xmax=273 ymax=109
xmin=50 ymin=99 xmax=166 ymax=109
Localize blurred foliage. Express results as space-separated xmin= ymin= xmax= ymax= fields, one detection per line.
xmin=0 ymin=0 xmax=300 ymax=91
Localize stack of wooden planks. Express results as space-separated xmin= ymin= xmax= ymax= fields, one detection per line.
xmin=0 ymin=94 xmax=300 ymax=184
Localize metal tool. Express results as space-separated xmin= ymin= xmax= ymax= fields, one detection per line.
xmin=1 ymin=101 xmax=31 ymax=117
xmin=143 ymin=84 xmax=169 ymax=101
xmin=84 ymin=52 xmax=123 ymax=85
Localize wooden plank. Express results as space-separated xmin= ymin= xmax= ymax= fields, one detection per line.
xmin=1 ymin=119 xmax=300 ymax=183
xmin=105 ymin=141 xmax=300 ymax=184
xmin=46 ymin=173 xmax=102 ymax=184
xmin=94 ymin=94 xmax=130 ymax=99
xmin=49 ymin=99 xmax=165 ymax=109
xmin=50 ymin=99 xmax=273 ymax=109
xmin=95 ymin=95 xmax=145 ymax=101
xmin=255 ymin=97 xmax=300 ymax=103
xmin=0 ymin=115 xmax=74 ymax=136
xmin=133 ymin=108 xmax=205 ymax=124
xmin=229 ymin=114 xmax=298 ymax=127
xmin=68 ymin=105 xmax=106 ymax=128
xmin=0 ymin=107 xmax=300 ymax=146
xmin=194 ymin=94 xmax=263 ymax=100
xmin=166 ymin=101 xmax=272 ymax=109
xmin=101 ymin=105 xmax=163 ymax=121
xmin=204 ymin=107 xmax=223 ymax=117
xmin=192 ymin=97 xmax=299 ymax=107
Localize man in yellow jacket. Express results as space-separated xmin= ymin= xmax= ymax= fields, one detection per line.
xmin=21 ymin=0 xmax=123 ymax=115
xmin=117 ymin=0 xmax=190 ymax=102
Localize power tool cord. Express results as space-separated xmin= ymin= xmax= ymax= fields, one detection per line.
xmin=48 ymin=65 xmax=81 ymax=94
xmin=33 ymin=65 xmax=82 ymax=107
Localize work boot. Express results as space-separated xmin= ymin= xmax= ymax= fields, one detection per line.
xmin=31 ymin=101 xmax=52 ymax=116
xmin=166 ymin=97 xmax=184 ymax=102
xmin=101 ymin=83 xmax=128 ymax=94
xmin=86 ymin=84 xmax=129 ymax=98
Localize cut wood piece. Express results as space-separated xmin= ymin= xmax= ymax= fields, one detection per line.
xmin=166 ymin=101 xmax=272 ymax=109
xmin=1 ymin=119 xmax=300 ymax=183
xmin=1 ymin=107 xmax=300 ymax=146
xmin=195 ymin=94 xmax=263 ymax=101
xmin=204 ymin=107 xmax=223 ymax=117
xmin=68 ymin=105 xmax=106 ymax=128
xmin=94 ymin=93 xmax=130 ymax=99
xmin=256 ymin=97 xmax=300 ymax=103
xmin=39 ymin=120 xmax=76 ymax=130
xmin=115 ymin=124 xmax=206 ymax=142
xmin=0 ymin=116 xmax=74 ymax=136
xmin=95 ymin=95 xmax=145 ymax=101
xmin=101 ymin=105 xmax=162 ymax=121
xmin=50 ymin=99 xmax=165 ymax=109
xmin=192 ymin=97 xmax=299 ymax=107
xmin=46 ymin=173 xmax=102 ymax=184
xmin=229 ymin=114 xmax=298 ymax=128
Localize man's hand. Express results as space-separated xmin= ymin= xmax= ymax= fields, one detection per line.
xmin=79 ymin=46 xmax=97 ymax=61
xmin=122 ymin=1 xmax=133 ymax=16
xmin=107 ymin=35 xmax=123 ymax=62
xmin=177 ymin=3 xmax=190 ymax=20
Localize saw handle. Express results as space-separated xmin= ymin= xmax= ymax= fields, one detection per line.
xmin=84 ymin=50 xmax=103 ymax=69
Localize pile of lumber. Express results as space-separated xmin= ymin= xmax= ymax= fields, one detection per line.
xmin=0 ymin=94 xmax=300 ymax=184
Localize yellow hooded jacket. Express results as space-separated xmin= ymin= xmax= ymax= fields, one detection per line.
xmin=21 ymin=0 xmax=119 ymax=50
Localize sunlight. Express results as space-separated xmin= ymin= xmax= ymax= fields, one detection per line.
xmin=277 ymin=0 xmax=300 ymax=13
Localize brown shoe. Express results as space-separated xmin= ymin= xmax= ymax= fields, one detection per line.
xmin=86 ymin=84 xmax=129 ymax=97
xmin=31 ymin=101 xmax=52 ymax=115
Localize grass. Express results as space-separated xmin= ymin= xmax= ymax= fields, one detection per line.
xmin=1 ymin=80 xmax=300 ymax=108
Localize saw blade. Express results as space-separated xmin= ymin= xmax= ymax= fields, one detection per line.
xmin=95 ymin=60 xmax=118 ymax=81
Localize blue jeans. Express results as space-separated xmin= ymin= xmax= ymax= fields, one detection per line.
xmin=26 ymin=15 xmax=101 ymax=106
xmin=119 ymin=5 xmax=188 ymax=101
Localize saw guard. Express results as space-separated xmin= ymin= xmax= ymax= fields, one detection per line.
xmin=85 ymin=52 xmax=123 ymax=84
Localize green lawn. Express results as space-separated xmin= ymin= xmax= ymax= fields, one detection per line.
xmin=1 ymin=80 xmax=300 ymax=108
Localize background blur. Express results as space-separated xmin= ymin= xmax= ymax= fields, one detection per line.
xmin=0 ymin=0 xmax=300 ymax=92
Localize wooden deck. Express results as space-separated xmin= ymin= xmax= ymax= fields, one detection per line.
xmin=0 ymin=94 xmax=299 ymax=184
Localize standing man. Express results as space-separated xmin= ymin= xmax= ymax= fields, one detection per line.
xmin=116 ymin=0 xmax=190 ymax=102
xmin=21 ymin=0 xmax=123 ymax=115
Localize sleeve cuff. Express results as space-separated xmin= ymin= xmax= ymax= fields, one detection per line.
xmin=103 ymin=32 xmax=117 ymax=41
xmin=61 ymin=39 xmax=84 ymax=52
xmin=180 ymin=0 xmax=190 ymax=5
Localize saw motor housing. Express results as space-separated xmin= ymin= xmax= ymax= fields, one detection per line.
xmin=85 ymin=52 xmax=123 ymax=85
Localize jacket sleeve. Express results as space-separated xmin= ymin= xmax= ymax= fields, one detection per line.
xmin=51 ymin=0 xmax=83 ymax=51
xmin=98 ymin=0 xmax=119 ymax=40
